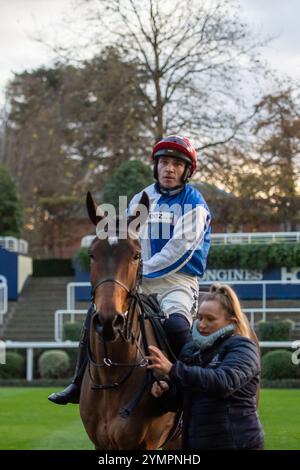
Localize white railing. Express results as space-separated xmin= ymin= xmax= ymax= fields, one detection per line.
xmin=54 ymin=306 xmax=300 ymax=341
xmin=81 ymin=235 xmax=94 ymax=247
xmin=0 ymin=275 xmax=8 ymax=324
xmin=200 ymin=279 xmax=300 ymax=313
xmin=2 ymin=340 xmax=300 ymax=382
xmin=3 ymin=341 xmax=78 ymax=381
xmin=0 ymin=236 xmax=28 ymax=254
xmin=51 ymin=281 xmax=91 ymax=341
xmin=54 ymin=309 xmax=87 ymax=342
xmin=81 ymin=232 xmax=300 ymax=248
xmin=60 ymin=279 xmax=300 ymax=342
xmin=67 ymin=282 xmax=90 ymax=310
xmin=211 ymin=232 xmax=300 ymax=245
xmin=244 ymin=308 xmax=300 ymax=328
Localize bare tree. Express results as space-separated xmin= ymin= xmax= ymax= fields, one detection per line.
xmin=68 ymin=0 xmax=269 ymax=150
xmin=1 ymin=50 xmax=151 ymax=254
xmin=252 ymin=88 xmax=300 ymax=230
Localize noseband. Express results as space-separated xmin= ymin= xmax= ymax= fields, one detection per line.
xmin=91 ymin=278 xmax=133 ymax=299
xmin=88 ymin=257 xmax=149 ymax=392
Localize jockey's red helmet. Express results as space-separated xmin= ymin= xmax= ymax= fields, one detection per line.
xmin=152 ymin=135 xmax=197 ymax=178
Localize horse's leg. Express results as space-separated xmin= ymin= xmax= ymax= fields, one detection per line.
xmin=136 ymin=441 xmax=155 ymax=451
xmin=162 ymin=435 xmax=181 ymax=450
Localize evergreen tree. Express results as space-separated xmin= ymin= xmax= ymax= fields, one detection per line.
xmin=0 ymin=165 xmax=23 ymax=237
xmin=102 ymin=160 xmax=153 ymax=209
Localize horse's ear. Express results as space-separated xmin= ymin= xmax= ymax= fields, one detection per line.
xmin=139 ymin=191 xmax=150 ymax=214
xmin=86 ymin=191 xmax=103 ymax=226
xmin=127 ymin=191 xmax=150 ymax=232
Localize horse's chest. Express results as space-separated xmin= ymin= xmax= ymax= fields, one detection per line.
xmin=95 ymin=417 xmax=143 ymax=450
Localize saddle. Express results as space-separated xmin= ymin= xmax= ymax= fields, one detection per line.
xmin=138 ymin=293 xmax=177 ymax=362
xmin=138 ymin=288 xmax=209 ymax=362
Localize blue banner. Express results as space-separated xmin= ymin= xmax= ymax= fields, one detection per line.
xmin=0 ymin=248 xmax=18 ymax=299
xmin=73 ymin=266 xmax=300 ymax=301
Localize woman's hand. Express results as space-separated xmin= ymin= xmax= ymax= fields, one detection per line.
xmin=151 ymin=380 xmax=170 ymax=398
xmin=146 ymin=345 xmax=173 ymax=376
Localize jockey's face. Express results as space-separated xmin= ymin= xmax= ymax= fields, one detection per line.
xmin=157 ymin=156 xmax=186 ymax=188
xmin=197 ymin=300 xmax=235 ymax=336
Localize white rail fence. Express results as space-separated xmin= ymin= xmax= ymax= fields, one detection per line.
xmin=3 ymin=341 xmax=78 ymax=381
xmin=67 ymin=282 xmax=91 ymax=311
xmin=55 ymin=279 xmax=300 ymax=342
xmin=200 ymin=280 xmax=300 ymax=312
xmin=211 ymin=232 xmax=300 ymax=245
xmin=55 ymin=309 xmax=87 ymax=342
xmin=0 ymin=275 xmax=8 ymax=324
xmin=2 ymin=340 xmax=300 ymax=382
xmin=0 ymin=236 xmax=28 ymax=254
xmin=81 ymin=232 xmax=300 ymax=248
xmin=66 ymin=279 xmax=300 ymax=313
xmin=244 ymin=308 xmax=300 ymax=329
xmin=54 ymin=306 xmax=300 ymax=342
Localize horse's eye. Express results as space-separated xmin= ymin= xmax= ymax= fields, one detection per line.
xmin=133 ymin=253 xmax=141 ymax=260
xmin=88 ymin=252 xmax=94 ymax=260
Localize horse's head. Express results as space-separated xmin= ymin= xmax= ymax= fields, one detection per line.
xmin=86 ymin=191 xmax=149 ymax=342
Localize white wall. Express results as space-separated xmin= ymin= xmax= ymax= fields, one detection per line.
xmin=18 ymin=255 xmax=33 ymax=293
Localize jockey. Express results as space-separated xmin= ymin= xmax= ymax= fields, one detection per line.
xmin=128 ymin=135 xmax=211 ymax=356
xmin=48 ymin=134 xmax=211 ymax=405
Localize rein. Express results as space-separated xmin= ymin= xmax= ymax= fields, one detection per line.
xmin=87 ymin=258 xmax=151 ymax=395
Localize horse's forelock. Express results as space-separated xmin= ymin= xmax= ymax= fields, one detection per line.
xmin=95 ymin=216 xmax=140 ymax=242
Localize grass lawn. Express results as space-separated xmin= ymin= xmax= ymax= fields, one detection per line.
xmin=0 ymin=388 xmax=299 ymax=450
xmin=0 ymin=388 xmax=93 ymax=450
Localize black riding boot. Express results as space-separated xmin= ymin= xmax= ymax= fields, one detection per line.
xmin=163 ymin=313 xmax=192 ymax=357
xmin=48 ymin=304 xmax=93 ymax=405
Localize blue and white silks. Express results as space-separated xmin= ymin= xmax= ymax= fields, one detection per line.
xmin=128 ymin=183 xmax=211 ymax=280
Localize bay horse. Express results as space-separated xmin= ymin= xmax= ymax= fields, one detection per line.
xmin=79 ymin=191 xmax=180 ymax=450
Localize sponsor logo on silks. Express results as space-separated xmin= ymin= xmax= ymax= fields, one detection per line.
xmin=149 ymin=211 xmax=175 ymax=224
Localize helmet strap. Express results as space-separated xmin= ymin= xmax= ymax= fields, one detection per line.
xmin=181 ymin=163 xmax=192 ymax=184
xmin=155 ymin=182 xmax=184 ymax=196
xmin=153 ymin=160 xmax=159 ymax=181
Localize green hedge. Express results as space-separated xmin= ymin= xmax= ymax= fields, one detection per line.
xmin=63 ymin=322 xmax=82 ymax=371
xmin=33 ymin=259 xmax=74 ymax=276
xmin=38 ymin=350 xmax=70 ymax=379
xmin=0 ymin=352 xmax=25 ymax=379
xmin=258 ymin=319 xmax=294 ymax=341
xmin=262 ymin=350 xmax=300 ymax=380
xmin=63 ymin=321 xmax=82 ymax=341
xmin=73 ymin=243 xmax=300 ymax=272
xmin=207 ymin=243 xmax=300 ymax=270
xmin=261 ymin=378 xmax=300 ymax=388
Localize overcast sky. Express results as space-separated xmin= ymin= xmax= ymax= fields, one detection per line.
xmin=0 ymin=0 xmax=300 ymax=107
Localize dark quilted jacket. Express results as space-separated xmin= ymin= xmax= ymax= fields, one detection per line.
xmin=162 ymin=334 xmax=264 ymax=450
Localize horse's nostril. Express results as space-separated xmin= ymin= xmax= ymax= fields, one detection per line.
xmin=93 ymin=314 xmax=103 ymax=334
xmin=113 ymin=314 xmax=125 ymax=330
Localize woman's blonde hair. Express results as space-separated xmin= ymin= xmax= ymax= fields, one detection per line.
xmin=200 ymin=283 xmax=253 ymax=339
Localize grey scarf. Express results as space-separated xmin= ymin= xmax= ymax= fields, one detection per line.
xmin=192 ymin=320 xmax=236 ymax=351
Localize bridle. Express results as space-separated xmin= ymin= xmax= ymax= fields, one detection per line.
xmin=87 ymin=255 xmax=150 ymax=391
